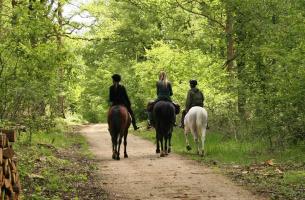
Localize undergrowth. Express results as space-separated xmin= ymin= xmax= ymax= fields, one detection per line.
xmin=14 ymin=118 xmax=106 ymax=200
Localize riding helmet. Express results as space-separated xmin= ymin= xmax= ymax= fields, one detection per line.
xmin=189 ymin=79 xmax=197 ymax=86
xmin=112 ymin=74 xmax=121 ymax=82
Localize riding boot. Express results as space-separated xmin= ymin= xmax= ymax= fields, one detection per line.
xmin=127 ymin=106 xmax=139 ymax=130
xmin=180 ymin=110 xmax=186 ymax=128
xmin=132 ymin=119 xmax=139 ymax=130
xmin=174 ymin=115 xmax=178 ymax=126
xmin=147 ymin=111 xmax=153 ymax=129
xmin=131 ymin=114 xmax=139 ymax=130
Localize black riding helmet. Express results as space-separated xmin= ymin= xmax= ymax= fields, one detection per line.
xmin=112 ymin=74 xmax=121 ymax=82
xmin=189 ymin=79 xmax=197 ymax=87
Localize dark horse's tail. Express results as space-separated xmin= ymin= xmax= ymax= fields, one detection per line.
xmin=153 ymin=101 xmax=175 ymax=137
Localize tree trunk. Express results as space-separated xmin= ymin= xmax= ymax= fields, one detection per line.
xmin=237 ymin=60 xmax=246 ymax=120
xmin=235 ymin=10 xmax=247 ymax=121
xmin=0 ymin=0 xmax=3 ymax=27
xmin=11 ymin=0 xmax=17 ymax=25
xmin=225 ymin=3 xmax=234 ymax=72
xmin=56 ymin=0 xmax=65 ymax=118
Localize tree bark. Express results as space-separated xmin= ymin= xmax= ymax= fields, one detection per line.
xmin=235 ymin=9 xmax=247 ymax=121
xmin=11 ymin=0 xmax=17 ymax=25
xmin=225 ymin=3 xmax=234 ymax=72
xmin=0 ymin=0 xmax=3 ymax=26
xmin=56 ymin=0 xmax=65 ymax=118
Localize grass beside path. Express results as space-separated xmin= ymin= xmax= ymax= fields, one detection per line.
xmin=14 ymin=120 xmax=107 ymax=200
xmin=133 ymin=126 xmax=305 ymax=200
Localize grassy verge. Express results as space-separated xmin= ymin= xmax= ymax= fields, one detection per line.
xmin=133 ymin=126 xmax=305 ymax=200
xmin=14 ymin=119 xmax=106 ymax=200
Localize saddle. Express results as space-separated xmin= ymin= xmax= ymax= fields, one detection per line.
xmin=147 ymin=100 xmax=180 ymax=114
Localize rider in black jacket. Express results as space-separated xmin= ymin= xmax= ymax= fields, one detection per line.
xmin=109 ymin=74 xmax=139 ymax=130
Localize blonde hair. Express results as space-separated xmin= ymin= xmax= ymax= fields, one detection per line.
xmin=159 ymin=71 xmax=168 ymax=86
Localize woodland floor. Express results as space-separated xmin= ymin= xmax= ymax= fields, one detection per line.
xmin=80 ymin=124 xmax=268 ymax=200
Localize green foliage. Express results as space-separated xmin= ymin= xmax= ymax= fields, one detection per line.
xmin=1 ymin=0 xmax=304 ymax=157
xmin=79 ymin=0 xmax=305 ymax=145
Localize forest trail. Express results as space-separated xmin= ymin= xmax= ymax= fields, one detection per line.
xmin=81 ymin=124 xmax=266 ymax=200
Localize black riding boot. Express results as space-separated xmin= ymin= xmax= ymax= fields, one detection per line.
xmin=130 ymin=112 xmax=139 ymax=130
xmin=127 ymin=106 xmax=139 ymax=130
xmin=180 ymin=110 xmax=186 ymax=128
xmin=131 ymin=115 xmax=139 ymax=130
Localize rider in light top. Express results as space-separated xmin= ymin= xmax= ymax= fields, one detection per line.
xmin=156 ymin=71 xmax=173 ymax=101
xmin=147 ymin=71 xmax=177 ymax=128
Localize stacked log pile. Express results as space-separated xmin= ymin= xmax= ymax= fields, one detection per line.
xmin=0 ymin=129 xmax=21 ymax=200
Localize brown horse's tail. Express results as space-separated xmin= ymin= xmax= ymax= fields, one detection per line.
xmin=108 ymin=105 xmax=130 ymax=137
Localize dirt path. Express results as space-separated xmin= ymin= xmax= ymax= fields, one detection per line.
xmin=81 ymin=124 xmax=266 ymax=200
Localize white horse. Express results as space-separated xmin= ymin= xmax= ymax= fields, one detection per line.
xmin=184 ymin=106 xmax=208 ymax=156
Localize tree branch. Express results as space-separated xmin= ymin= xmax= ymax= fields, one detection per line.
xmin=175 ymin=0 xmax=225 ymax=29
xmin=62 ymin=34 xmax=101 ymax=41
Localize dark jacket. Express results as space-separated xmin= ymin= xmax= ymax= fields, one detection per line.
xmin=185 ymin=87 xmax=204 ymax=112
xmin=156 ymin=81 xmax=173 ymax=101
xmin=109 ymin=84 xmax=131 ymax=107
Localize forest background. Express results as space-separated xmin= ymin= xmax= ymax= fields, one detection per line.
xmin=1 ymin=0 xmax=304 ymax=199
xmin=1 ymin=0 xmax=304 ymax=146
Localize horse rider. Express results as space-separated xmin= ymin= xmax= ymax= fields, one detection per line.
xmin=156 ymin=71 xmax=173 ymax=101
xmin=109 ymin=74 xmax=139 ymax=130
xmin=180 ymin=79 xmax=204 ymax=128
xmin=147 ymin=71 xmax=178 ymax=127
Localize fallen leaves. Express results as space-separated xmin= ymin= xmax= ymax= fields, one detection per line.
xmin=226 ymin=158 xmax=305 ymax=200
xmin=27 ymin=173 xmax=44 ymax=180
xmin=275 ymin=168 xmax=284 ymax=174
xmin=265 ymin=159 xmax=275 ymax=166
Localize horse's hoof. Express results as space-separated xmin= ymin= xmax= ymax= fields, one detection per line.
xmin=160 ymin=152 xmax=165 ymax=157
xmin=124 ymin=154 xmax=128 ymax=158
xmin=116 ymin=156 xmax=120 ymax=160
xmin=168 ymin=148 xmax=171 ymax=153
xmin=112 ymin=154 xmax=116 ymax=160
xmin=186 ymin=145 xmax=191 ymax=151
xmin=156 ymin=149 xmax=160 ymax=154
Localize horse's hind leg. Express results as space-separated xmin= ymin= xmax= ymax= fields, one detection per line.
xmin=111 ymin=136 xmax=116 ymax=160
xmin=200 ymin=127 xmax=207 ymax=156
xmin=184 ymin=128 xmax=191 ymax=151
xmin=156 ymin=132 xmax=160 ymax=153
xmin=168 ymin=132 xmax=172 ymax=153
xmin=116 ymin=136 xmax=122 ymax=160
xmin=164 ymin=138 xmax=168 ymax=155
xmin=124 ymin=132 xmax=128 ymax=158
xmin=160 ymin=137 xmax=165 ymax=157
xmin=194 ymin=137 xmax=201 ymax=155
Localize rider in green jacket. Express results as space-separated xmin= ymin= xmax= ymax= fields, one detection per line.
xmin=180 ymin=80 xmax=204 ymax=128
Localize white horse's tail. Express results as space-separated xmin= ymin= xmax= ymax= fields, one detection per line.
xmin=196 ymin=107 xmax=208 ymax=135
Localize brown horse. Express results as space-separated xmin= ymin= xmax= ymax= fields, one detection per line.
xmin=107 ymin=105 xmax=131 ymax=160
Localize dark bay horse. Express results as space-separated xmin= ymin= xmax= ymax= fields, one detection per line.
xmin=107 ymin=105 xmax=131 ymax=160
xmin=153 ymin=101 xmax=175 ymax=157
